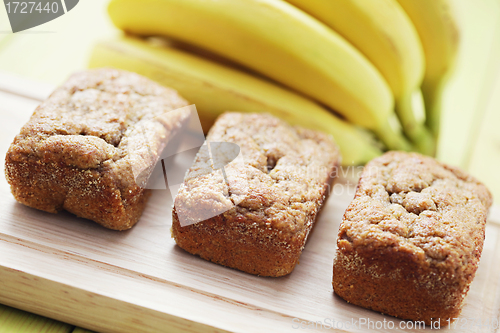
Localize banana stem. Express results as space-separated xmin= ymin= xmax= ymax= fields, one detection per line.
xmin=395 ymin=91 xmax=436 ymax=156
xmin=422 ymin=79 xmax=445 ymax=140
xmin=373 ymin=114 xmax=413 ymax=151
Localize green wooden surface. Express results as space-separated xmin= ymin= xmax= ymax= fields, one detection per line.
xmin=70 ymin=328 xmax=95 ymax=333
xmin=0 ymin=0 xmax=499 ymax=332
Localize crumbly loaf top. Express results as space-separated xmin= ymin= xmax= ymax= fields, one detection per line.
xmin=7 ymin=68 xmax=189 ymax=188
xmin=175 ymin=112 xmax=340 ymax=234
xmin=340 ymin=151 xmax=492 ymax=268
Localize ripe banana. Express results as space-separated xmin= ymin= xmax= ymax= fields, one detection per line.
xmin=107 ymin=0 xmax=412 ymax=151
xmin=88 ymin=35 xmax=382 ymax=165
xmin=396 ymin=0 xmax=460 ymax=138
xmin=285 ymin=0 xmax=435 ymax=155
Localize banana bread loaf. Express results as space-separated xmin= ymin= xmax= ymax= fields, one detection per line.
xmin=5 ymin=68 xmax=190 ymax=230
xmin=332 ymin=151 xmax=492 ymax=324
xmin=172 ymin=112 xmax=340 ymax=277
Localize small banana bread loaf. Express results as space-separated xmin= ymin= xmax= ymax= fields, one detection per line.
xmin=5 ymin=68 xmax=190 ymax=230
xmin=172 ymin=112 xmax=340 ymax=277
xmin=332 ymin=151 xmax=492 ymax=324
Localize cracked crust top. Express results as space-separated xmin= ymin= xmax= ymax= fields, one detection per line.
xmin=339 ymin=151 xmax=492 ymax=282
xmin=172 ymin=112 xmax=340 ymax=276
xmin=333 ymin=151 xmax=493 ymax=323
xmin=174 ymin=112 xmax=340 ymax=235
xmin=5 ymin=68 xmax=190 ymax=229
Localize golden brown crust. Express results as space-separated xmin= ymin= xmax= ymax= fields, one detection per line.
xmin=332 ymin=151 xmax=493 ymax=324
xmin=172 ymin=112 xmax=340 ymax=277
xmin=5 ymin=68 xmax=189 ymax=230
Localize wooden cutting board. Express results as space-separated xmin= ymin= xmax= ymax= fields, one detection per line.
xmin=0 ymin=73 xmax=499 ymax=333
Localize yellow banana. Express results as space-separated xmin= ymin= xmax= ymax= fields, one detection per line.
xmin=395 ymin=0 xmax=460 ymax=139
xmin=107 ymin=0 xmax=412 ymax=151
xmin=285 ymin=0 xmax=435 ymax=155
xmin=88 ymin=35 xmax=382 ymax=165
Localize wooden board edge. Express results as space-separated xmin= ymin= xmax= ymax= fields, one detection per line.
xmin=0 ymin=264 xmax=231 ymax=333
xmin=0 ymin=233 xmax=337 ymax=333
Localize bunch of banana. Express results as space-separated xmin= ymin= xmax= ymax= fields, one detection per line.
xmin=285 ymin=0 xmax=435 ymax=155
xmin=89 ymin=36 xmax=381 ymax=165
xmin=98 ymin=0 xmax=459 ymax=162
xmin=395 ymin=0 xmax=460 ymax=139
xmin=106 ymin=0 xmax=412 ymax=152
